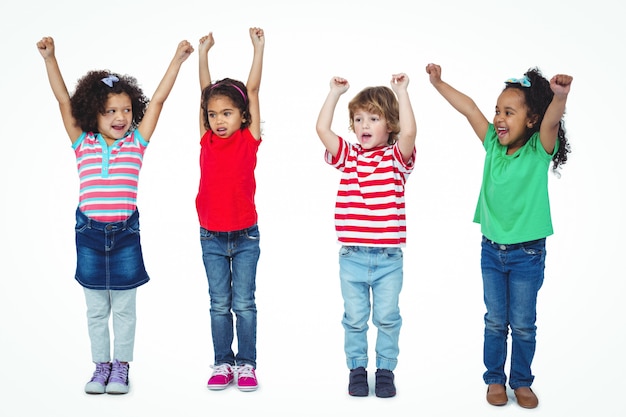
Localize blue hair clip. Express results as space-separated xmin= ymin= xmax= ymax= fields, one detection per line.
xmin=505 ymin=76 xmax=531 ymax=87
xmin=101 ymin=75 xmax=119 ymax=87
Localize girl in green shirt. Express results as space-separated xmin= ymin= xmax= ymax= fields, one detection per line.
xmin=426 ymin=63 xmax=572 ymax=409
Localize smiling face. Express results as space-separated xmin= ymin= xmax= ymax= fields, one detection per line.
xmin=352 ymin=109 xmax=391 ymax=149
xmin=493 ymin=88 xmax=537 ymax=154
xmin=97 ymin=93 xmax=133 ymax=144
xmin=206 ymin=95 xmax=245 ymax=138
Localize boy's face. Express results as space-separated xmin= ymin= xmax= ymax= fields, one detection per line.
xmin=352 ymin=109 xmax=391 ymax=149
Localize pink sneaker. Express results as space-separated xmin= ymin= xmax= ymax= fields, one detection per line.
xmin=207 ymin=364 xmax=234 ymax=390
xmin=236 ymin=364 xmax=258 ymax=392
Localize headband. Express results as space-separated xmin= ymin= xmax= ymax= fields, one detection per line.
xmin=211 ymin=82 xmax=247 ymax=102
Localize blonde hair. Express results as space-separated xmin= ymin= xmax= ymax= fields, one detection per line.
xmin=348 ymin=86 xmax=400 ymax=145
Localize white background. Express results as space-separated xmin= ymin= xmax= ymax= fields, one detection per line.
xmin=1 ymin=1 xmax=624 ymax=416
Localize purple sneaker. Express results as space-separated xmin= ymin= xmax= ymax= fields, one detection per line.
xmin=85 ymin=362 xmax=112 ymax=394
xmin=106 ymin=360 xmax=130 ymax=394
xmin=236 ymin=364 xmax=258 ymax=392
xmin=207 ymin=364 xmax=234 ymax=390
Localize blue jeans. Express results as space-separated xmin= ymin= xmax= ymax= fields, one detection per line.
xmin=481 ymin=236 xmax=546 ymax=389
xmin=339 ymin=246 xmax=403 ymax=371
xmin=200 ymin=225 xmax=260 ymax=368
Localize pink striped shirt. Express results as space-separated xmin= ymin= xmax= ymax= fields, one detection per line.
xmin=326 ymin=136 xmax=415 ymax=247
xmin=73 ymin=131 xmax=147 ymax=222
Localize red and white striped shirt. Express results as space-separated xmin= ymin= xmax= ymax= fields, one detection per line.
xmin=73 ymin=131 xmax=147 ymax=222
xmin=326 ymin=136 xmax=415 ymax=247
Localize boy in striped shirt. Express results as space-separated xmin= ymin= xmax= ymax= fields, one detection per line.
xmin=316 ymin=74 xmax=417 ymax=398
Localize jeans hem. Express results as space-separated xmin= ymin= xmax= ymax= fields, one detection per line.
xmin=484 ymin=378 xmax=507 ymax=385
xmin=376 ymin=358 xmax=398 ymax=371
xmin=347 ymin=360 xmax=368 ymax=370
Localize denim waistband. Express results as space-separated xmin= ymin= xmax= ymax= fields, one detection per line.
xmin=202 ymin=224 xmax=257 ymax=236
xmin=76 ymin=208 xmax=139 ymax=231
xmin=482 ymin=236 xmax=545 ymax=251
xmin=341 ymin=245 xmax=401 ymax=253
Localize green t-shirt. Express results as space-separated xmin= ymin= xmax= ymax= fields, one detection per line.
xmin=473 ymin=124 xmax=557 ymax=244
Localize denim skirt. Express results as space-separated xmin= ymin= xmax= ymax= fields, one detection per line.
xmin=75 ymin=208 xmax=150 ymax=290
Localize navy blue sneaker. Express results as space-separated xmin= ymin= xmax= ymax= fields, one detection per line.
xmin=348 ymin=367 xmax=368 ymax=397
xmin=375 ymin=369 xmax=396 ymax=398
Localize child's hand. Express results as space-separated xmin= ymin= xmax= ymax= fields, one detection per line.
xmin=198 ymin=32 xmax=215 ymax=55
xmin=36 ymin=36 xmax=55 ymax=59
xmin=425 ymin=63 xmax=442 ymax=85
xmin=329 ymin=76 xmax=349 ymax=94
xmin=175 ymin=40 xmax=194 ymax=63
xmin=550 ymin=74 xmax=573 ymax=96
xmin=391 ymin=73 xmax=409 ymax=92
xmin=250 ymin=27 xmax=265 ymax=48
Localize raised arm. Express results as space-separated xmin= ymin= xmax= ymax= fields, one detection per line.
xmin=198 ymin=32 xmax=215 ymax=137
xmin=138 ymin=40 xmax=193 ymax=142
xmin=37 ymin=36 xmax=82 ymax=143
xmin=539 ymin=74 xmax=573 ymax=154
xmin=426 ymin=63 xmax=489 ymax=142
xmin=246 ymin=27 xmax=265 ymax=140
xmin=316 ymin=77 xmax=350 ymax=158
xmin=198 ymin=33 xmax=215 ymax=91
xmin=390 ymin=73 xmax=417 ymax=163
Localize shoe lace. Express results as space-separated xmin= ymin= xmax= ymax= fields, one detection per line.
xmin=236 ymin=364 xmax=255 ymax=379
xmin=90 ymin=362 xmax=111 ymax=381
xmin=210 ymin=363 xmax=233 ymax=376
xmin=110 ymin=361 xmax=129 ymax=382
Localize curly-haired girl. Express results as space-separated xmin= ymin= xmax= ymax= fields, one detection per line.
xmin=37 ymin=36 xmax=193 ymax=395
xmin=426 ymin=63 xmax=573 ymax=409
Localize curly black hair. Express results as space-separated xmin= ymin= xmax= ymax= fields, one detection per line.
xmin=504 ymin=67 xmax=571 ymax=173
xmin=70 ymin=70 xmax=149 ymax=133
xmin=200 ymin=78 xmax=250 ymax=132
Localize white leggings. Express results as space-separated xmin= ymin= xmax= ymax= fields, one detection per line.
xmin=83 ymin=288 xmax=137 ymax=363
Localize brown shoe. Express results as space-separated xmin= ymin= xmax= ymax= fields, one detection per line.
xmin=486 ymin=384 xmax=508 ymax=406
xmin=514 ymin=386 xmax=539 ymax=409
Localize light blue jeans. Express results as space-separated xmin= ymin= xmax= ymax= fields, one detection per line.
xmin=481 ymin=236 xmax=546 ymax=389
xmin=83 ymin=288 xmax=137 ymax=363
xmin=339 ymin=246 xmax=403 ymax=371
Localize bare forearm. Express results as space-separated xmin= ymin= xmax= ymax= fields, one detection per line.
xmin=544 ymin=94 xmax=567 ymax=131
xmin=432 ymin=79 xmax=488 ymax=140
xmin=398 ymin=90 xmax=416 ymax=139
xmin=316 ymin=91 xmax=342 ymax=155
xmin=152 ymin=60 xmax=184 ymax=105
xmin=246 ymin=46 xmax=264 ymax=95
xmin=396 ymin=90 xmax=417 ymax=161
xmin=199 ymin=53 xmax=211 ymax=90
xmin=44 ymin=56 xmax=70 ymax=104
xmin=432 ymin=80 xmax=479 ymax=117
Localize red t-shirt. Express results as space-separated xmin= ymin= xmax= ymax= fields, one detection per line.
xmin=196 ymin=128 xmax=261 ymax=231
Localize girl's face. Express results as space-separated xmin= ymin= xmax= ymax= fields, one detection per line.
xmin=352 ymin=109 xmax=391 ymax=149
xmin=493 ymin=88 xmax=536 ymax=155
xmin=97 ymin=93 xmax=133 ymax=144
xmin=207 ymin=95 xmax=245 ymax=138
